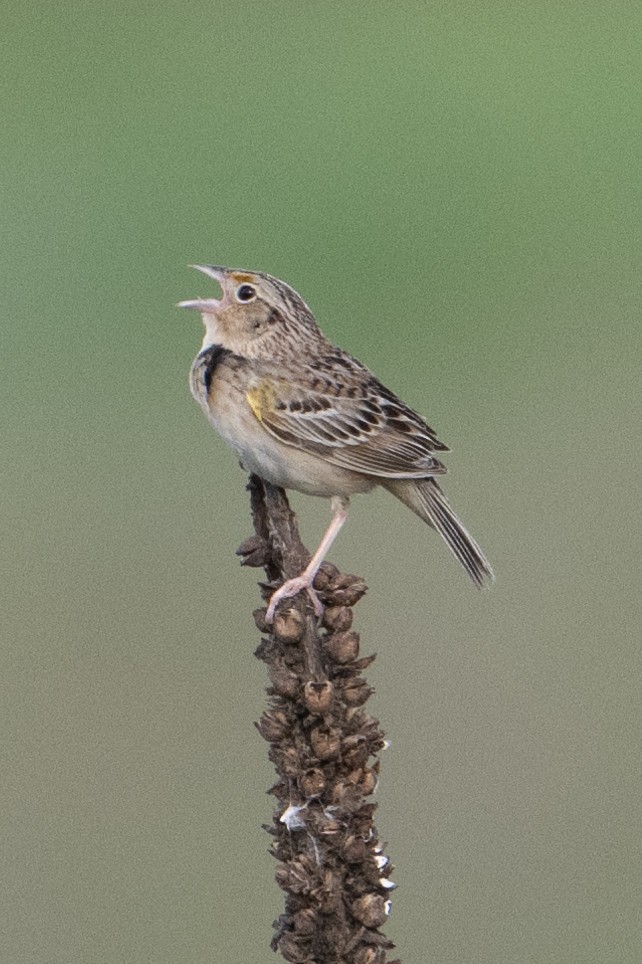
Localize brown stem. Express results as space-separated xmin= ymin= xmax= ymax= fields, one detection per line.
xmin=237 ymin=475 xmax=401 ymax=964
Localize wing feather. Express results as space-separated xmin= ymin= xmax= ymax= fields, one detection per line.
xmin=249 ymin=360 xmax=449 ymax=480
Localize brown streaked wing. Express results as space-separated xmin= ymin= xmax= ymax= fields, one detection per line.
xmin=254 ymin=371 xmax=449 ymax=480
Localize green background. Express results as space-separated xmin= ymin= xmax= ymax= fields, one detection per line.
xmin=3 ymin=3 xmax=641 ymax=962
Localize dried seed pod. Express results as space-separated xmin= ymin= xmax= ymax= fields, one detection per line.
xmin=342 ymin=742 xmax=370 ymax=771
xmin=342 ymin=678 xmax=373 ymax=706
xmin=303 ymin=680 xmax=333 ymax=715
xmin=236 ymin=534 xmax=269 ymax=567
xmin=324 ymin=630 xmax=360 ymax=664
xmin=317 ymin=809 xmax=340 ymax=835
xmin=267 ymin=775 xmax=288 ymax=798
xmin=321 ymin=605 xmax=353 ymax=631
xmin=342 ymin=834 xmax=367 ymax=863
xmin=359 ymin=768 xmax=378 ymax=795
xmin=325 ymin=573 xmax=368 ymax=607
xmin=273 ymin=746 xmax=301 ymax=778
xmin=354 ymin=945 xmax=387 ymax=964
xmin=345 ymin=768 xmax=364 ymax=788
xmin=310 ymin=726 xmax=341 ymax=760
xmin=276 ymin=931 xmax=312 ymax=963
xmin=293 ymin=907 xmax=317 ymax=935
xmin=274 ymin=864 xmax=290 ymax=891
xmin=312 ymin=561 xmax=340 ymax=589
xmin=350 ymin=654 xmax=377 ymax=671
xmin=256 ymin=708 xmax=290 ymax=743
xmin=342 ymin=730 xmax=370 ymax=749
xmin=351 ymin=893 xmax=387 ymax=928
xmin=273 ymin=608 xmax=305 ymax=643
xmin=278 ymin=855 xmax=316 ymax=895
xmin=299 ymin=767 xmax=326 ymax=799
xmin=327 ymin=780 xmax=360 ymax=810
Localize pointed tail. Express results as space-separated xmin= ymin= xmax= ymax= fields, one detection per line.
xmin=383 ymin=478 xmax=494 ymax=588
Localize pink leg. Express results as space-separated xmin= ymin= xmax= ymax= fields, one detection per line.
xmin=266 ymin=496 xmax=349 ymax=623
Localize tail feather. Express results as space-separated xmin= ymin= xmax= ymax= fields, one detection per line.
xmin=383 ymin=478 xmax=494 ymax=588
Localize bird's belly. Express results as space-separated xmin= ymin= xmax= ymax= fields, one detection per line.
xmin=207 ymin=385 xmax=373 ymax=498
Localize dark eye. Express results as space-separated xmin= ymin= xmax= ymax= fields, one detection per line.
xmin=236 ymin=284 xmax=256 ymax=302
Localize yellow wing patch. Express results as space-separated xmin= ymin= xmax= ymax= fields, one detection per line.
xmin=246 ymin=381 xmax=277 ymax=423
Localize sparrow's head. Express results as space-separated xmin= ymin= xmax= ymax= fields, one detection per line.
xmin=178 ymin=265 xmax=321 ymax=357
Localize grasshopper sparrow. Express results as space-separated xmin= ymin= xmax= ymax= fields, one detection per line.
xmin=179 ymin=265 xmax=493 ymax=621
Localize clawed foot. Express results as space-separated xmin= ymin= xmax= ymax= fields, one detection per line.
xmin=265 ymin=576 xmax=324 ymax=624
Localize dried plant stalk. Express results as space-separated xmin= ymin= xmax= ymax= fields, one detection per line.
xmin=237 ymin=474 xmax=400 ymax=964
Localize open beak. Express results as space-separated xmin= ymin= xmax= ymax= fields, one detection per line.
xmin=177 ymin=265 xmax=226 ymax=310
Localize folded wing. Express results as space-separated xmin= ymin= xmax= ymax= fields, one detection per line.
xmin=249 ymin=362 xmax=449 ymax=480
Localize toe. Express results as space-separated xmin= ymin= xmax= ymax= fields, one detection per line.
xmin=266 ymin=575 xmax=324 ymax=623
xmin=306 ymin=587 xmax=324 ymax=617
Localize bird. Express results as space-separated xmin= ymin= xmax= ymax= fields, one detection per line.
xmin=179 ymin=265 xmax=494 ymax=622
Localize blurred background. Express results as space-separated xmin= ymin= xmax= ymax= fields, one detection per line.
xmin=2 ymin=3 xmax=640 ymax=962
